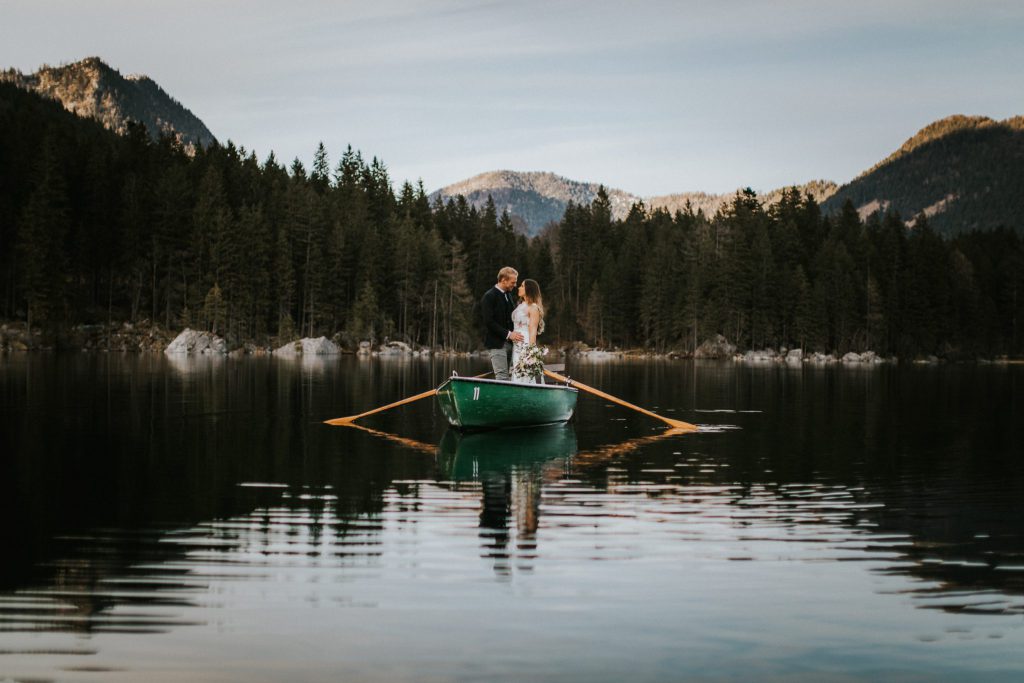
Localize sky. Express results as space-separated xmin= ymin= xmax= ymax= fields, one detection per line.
xmin=3 ymin=0 xmax=1023 ymax=196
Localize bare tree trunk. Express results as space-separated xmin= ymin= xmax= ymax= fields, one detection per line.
xmin=431 ymin=281 xmax=437 ymax=349
xmin=165 ymin=253 xmax=172 ymax=330
xmin=6 ymin=256 xmax=16 ymax=319
xmin=307 ymin=290 xmax=314 ymax=337
xmin=131 ymin=269 xmax=142 ymax=322
xmin=151 ymin=256 xmax=157 ymax=322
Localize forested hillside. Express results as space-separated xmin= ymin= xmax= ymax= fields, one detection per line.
xmin=822 ymin=116 xmax=1024 ymax=236
xmin=2 ymin=83 xmax=1022 ymax=358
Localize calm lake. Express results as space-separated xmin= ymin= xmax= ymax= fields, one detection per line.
xmin=1 ymin=354 xmax=1022 ymax=682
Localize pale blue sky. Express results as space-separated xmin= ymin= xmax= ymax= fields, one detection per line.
xmin=3 ymin=0 xmax=1022 ymax=195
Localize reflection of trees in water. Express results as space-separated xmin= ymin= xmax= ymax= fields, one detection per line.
xmin=549 ymin=364 xmax=1024 ymax=615
xmin=0 ymin=355 xmax=429 ymax=633
xmin=856 ymin=479 xmax=1024 ymax=614
xmin=347 ymin=417 xmax=1024 ymax=607
xmin=0 ymin=351 xmax=498 ymax=634
xmin=3 ymin=355 xmax=1022 ymax=629
xmin=563 ymin=435 xmax=1024 ymax=616
xmin=434 ymin=409 xmax=1024 ymax=612
xmin=1 ymin=531 xmax=206 ymax=634
xmin=0 ymin=485 xmax=354 ymax=635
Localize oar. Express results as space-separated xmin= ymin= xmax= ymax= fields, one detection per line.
xmin=543 ymin=369 xmax=698 ymax=432
xmin=324 ymin=371 xmax=491 ymax=426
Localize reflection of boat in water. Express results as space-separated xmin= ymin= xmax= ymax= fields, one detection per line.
xmin=437 ymin=423 xmax=578 ymax=480
xmin=435 ymin=376 xmax=578 ymax=430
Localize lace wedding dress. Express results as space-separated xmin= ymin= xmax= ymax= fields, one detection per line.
xmin=511 ymin=303 xmax=541 ymax=384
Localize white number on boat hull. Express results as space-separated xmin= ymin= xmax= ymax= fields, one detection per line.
xmin=473 ymin=387 xmax=480 ymax=401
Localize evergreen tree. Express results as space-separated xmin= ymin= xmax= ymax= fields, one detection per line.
xmin=16 ymin=135 xmax=70 ymax=329
xmin=273 ymin=214 xmax=296 ymax=340
xmin=202 ymin=283 xmax=227 ymax=334
xmin=152 ymin=162 xmax=192 ymax=328
xmin=310 ymin=142 xmax=330 ymax=194
xmin=438 ymin=238 xmax=473 ymax=350
xmin=348 ymin=279 xmax=383 ymax=344
xmin=3 ymin=82 xmax=1022 ymax=358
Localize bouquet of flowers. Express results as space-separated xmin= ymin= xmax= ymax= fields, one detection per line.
xmin=511 ymin=344 xmax=547 ymax=381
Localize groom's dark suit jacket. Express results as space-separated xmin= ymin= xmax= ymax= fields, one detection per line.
xmin=481 ymin=285 xmax=514 ymax=349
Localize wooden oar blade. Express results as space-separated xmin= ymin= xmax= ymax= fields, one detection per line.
xmin=664 ymin=419 xmax=699 ymax=433
xmin=324 ymin=416 xmax=359 ymax=426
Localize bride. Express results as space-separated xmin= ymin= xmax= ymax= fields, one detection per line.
xmin=510 ymin=279 xmax=545 ymax=383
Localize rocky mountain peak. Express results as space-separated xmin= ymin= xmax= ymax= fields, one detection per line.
xmin=0 ymin=56 xmax=216 ymax=150
xmin=431 ymin=171 xmax=642 ymax=236
xmin=434 ymin=170 xmax=838 ymax=236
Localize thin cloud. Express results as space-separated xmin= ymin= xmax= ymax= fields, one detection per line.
xmin=2 ymin=0 xmax=1022 ymax=195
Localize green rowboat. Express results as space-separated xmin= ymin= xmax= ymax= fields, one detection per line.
xmin=435 ymin=375 xmax=578 ymax=430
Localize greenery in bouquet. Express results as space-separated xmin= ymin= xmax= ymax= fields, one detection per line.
xmin=511 ymin=344 xmax=547 ymax=380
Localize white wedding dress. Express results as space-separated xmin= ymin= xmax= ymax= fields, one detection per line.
xmin=511 ymin=303 xmax=539 ymax=384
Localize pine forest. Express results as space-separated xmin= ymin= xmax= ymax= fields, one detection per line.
xmin=2 ymin=83 xmax=1022 ymax=359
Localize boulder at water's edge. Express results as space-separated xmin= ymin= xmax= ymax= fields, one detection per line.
xmin=165 ymin=328 xmax=227 ymax=354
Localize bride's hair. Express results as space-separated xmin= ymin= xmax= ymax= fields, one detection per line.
xmin=522 ymin=279 xmax=545 ymax=333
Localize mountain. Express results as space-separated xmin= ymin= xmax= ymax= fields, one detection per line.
xmin=436 ymin=115 xmax=1024 ymax=238
xmin=821 ymin=115 xmax=1024 ymax=235
xmin=432 ymin=171 xmax=837 ymax=236
xmin=1 ymin=56 xmax=215 ymax=150
xmin=430 ymin=171 xmax=640 ymax=235
xmin=648 ymin=180 xmax=838 ymax=219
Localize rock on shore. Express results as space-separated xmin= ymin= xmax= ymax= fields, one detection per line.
xmin=694 ymin=334 xmax=737 ymax=359
xmin=273 ymin=336 xmax=341 ymax=356
xmin=730 ymin=348 xmax=889 ymax=364
xmin=165 ymin=328 xmax=227 ymax=354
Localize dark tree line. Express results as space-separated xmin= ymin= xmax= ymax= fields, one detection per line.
xmin=2 ymin=82 xmax=1022 ymax=357
xmin=546 ymin=188 xmax=1023 ymax=357
xmin=1 ymin=83 xmax=535 ymax=350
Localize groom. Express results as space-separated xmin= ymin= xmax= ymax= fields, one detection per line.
xmin=481 ymin=266 xmax=524 ymax=380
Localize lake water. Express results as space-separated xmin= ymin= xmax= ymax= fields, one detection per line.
xmin=1 ymin=354 xmax=1022 ymax=682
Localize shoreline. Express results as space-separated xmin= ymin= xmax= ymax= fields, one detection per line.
xmin=0 ymin=321 xmax=1020 ymax=365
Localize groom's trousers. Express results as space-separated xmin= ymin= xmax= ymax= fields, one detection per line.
xmin=487 ymin=342 xmax=513 ymax=381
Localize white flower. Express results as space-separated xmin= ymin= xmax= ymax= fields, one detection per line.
xmin=511 ymin=344 xmax=547 ymax=380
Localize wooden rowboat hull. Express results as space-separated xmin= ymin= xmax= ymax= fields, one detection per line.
xmin=435 ymin=376 xmax=578 ymax=430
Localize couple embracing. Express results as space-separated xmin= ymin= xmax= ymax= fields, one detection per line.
xmin=481 ymin=266 xmax=546 ymax=383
